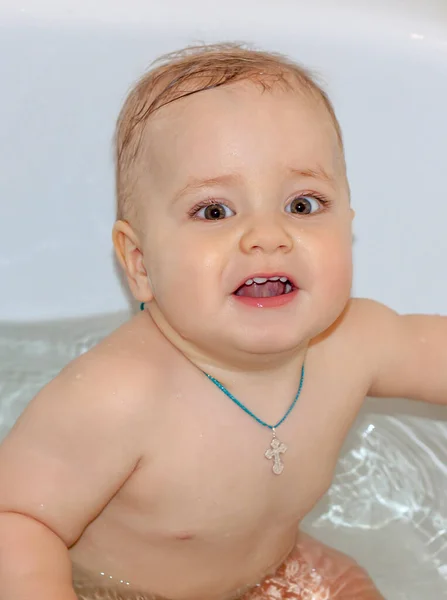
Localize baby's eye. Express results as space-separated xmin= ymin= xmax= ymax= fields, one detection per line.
xmin=194 ymin=203 xmax=235 ymax=220
xmin=285 ymin=195 xmax=323 ymax=215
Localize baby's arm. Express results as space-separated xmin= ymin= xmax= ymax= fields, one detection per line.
xmin=0 ymin=511 xmax=77 ymax=600
xmin=0 ymin=350 xmax=147 ymax=599
xmin=350 ymin=298 xmax=447 ymax=404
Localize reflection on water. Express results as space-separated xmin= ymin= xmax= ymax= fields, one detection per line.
xmin=305 ymin=401 xmax=447 ymax=599
xmin=0 ymin=314 xmax=446 ymax=599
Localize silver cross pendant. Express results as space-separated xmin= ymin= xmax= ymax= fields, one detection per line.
xmin=264 ymin=428 xmax=287 ymax=475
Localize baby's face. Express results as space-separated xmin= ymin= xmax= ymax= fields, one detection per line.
xmin=134 ymin=81 xmax=353 ymax=359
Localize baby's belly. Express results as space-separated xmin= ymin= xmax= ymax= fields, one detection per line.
xmin=70 ymin=524 xmax=298 ymax=600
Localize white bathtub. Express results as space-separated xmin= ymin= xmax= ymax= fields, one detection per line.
xmin=0 ymin=1 xmax=446 ymax=598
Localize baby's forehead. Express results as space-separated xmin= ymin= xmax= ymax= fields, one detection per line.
xmin=148 ymin=79 xmax=334 ymax=133
xmin=142 ymin=81 xmax=343 ymax=179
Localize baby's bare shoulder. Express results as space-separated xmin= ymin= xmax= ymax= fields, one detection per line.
xmin=62 ymin=312 xmax=164 ymax=408
xmin=0 ymin=314 xmax=165 ymax=544
xmin=341 ymin=297 xmax=396 ymax=342
xmin=312 ymin=298 xmax=393 ymax=388
xmin=319 ymin=298 xmax=391 ymax=344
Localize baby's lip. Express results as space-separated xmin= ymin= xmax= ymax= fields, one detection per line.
xmin=232 ymin=273 xmax=297 ymax=294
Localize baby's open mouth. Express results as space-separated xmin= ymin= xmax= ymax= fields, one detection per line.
xmin=234 ymin=276 xmax=294 ymax=298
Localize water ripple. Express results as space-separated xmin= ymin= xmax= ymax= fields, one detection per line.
xmin=307 ymin=405 xmax=447 ymax=598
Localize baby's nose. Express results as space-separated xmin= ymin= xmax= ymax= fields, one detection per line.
xmin=239 ymin=217 xmax=293 ymax=255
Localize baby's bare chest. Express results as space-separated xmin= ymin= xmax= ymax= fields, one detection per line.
xmin=115 ymin=377 xmax=364 ymax=542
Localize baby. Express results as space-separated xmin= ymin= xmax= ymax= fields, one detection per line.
xmin=0 ymin=43 xmax=446 ymax=600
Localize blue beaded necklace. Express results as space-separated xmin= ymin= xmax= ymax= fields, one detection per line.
xmin=140 ymin=302 xmax=305 ymax=475
xmin=205 ymin=365 xmax=305 ymax=475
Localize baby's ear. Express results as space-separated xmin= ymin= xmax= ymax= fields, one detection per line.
xmin=112 ymin=220 xmax=153 ymax=302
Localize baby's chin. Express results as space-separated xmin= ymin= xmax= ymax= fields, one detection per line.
xmin=234 ymin=337 xmax=308 ymax=359
xmin=221 ymin=308 xmax=345 ymax=358
xmin=202 ymin=325 xmax=315 ymax=364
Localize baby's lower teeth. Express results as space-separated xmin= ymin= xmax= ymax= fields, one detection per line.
xmin=285 ymin=283 xmax=292 ymax=293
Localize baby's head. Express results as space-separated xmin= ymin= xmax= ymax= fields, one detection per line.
xmin=113 ymin=43 xmax=354 ymax=365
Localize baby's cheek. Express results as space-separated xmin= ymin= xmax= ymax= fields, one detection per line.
xmin=151 ymin=258 xmax=210 ymax=316
xmin=316 ymin=237 xmax=353 ymax=297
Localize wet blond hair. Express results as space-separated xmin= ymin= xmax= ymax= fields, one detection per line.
xmin=115 ymin=42 xmax=344 ymax=222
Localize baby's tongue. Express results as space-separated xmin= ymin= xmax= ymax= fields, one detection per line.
xmin=236 ymin=281 xmax=285 ymax=298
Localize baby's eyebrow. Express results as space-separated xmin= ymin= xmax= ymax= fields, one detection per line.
xmin=287 ymin=166 xmax=336 ymax=187
xmin=172 ymin=165 xmax=335 ymax=203
xmin=172 ymin=173 xmax=242 ymax=203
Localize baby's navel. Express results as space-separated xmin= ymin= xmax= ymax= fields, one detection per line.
xmin=175 ymin=531 xmax=195 ymax=541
